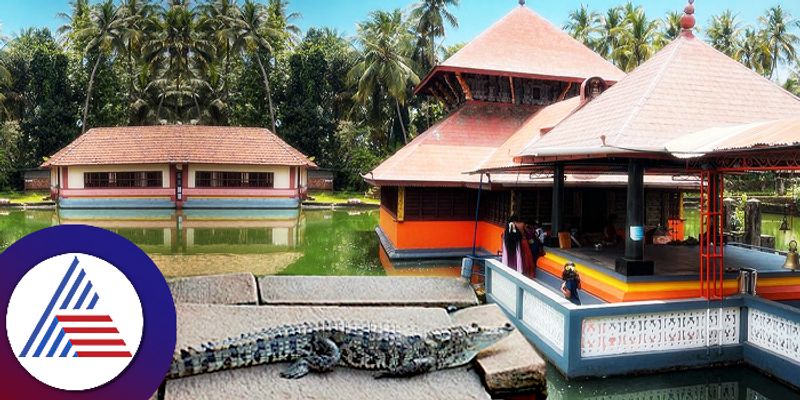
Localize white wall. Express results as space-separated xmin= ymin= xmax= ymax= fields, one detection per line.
xmin=66 ymin=164 xmax=170 ymax=189
xmin=187 ymin=164 xmax=291 ymax=189
xmin=300 ymin=168 xmax=307 ymax=187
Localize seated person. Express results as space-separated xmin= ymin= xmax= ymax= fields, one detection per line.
xmin=560 ymin=262 xmax=581 ymax=305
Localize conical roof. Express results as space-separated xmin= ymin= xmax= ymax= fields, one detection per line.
xmin=518 ymin=30 xmax=800 ymax=162
xmin=416 ymin=6 xmax=624 ymax=94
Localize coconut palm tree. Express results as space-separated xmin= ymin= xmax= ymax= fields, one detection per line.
xmin=706 ymin=10 xmax=742 ymax=58
xmin=410 ymin=0 xmax=459 ymax=73
xmin=75 ymin=0 xmax=128 ymax=133
xmin=228 ymin=0 xmax=280 ymax=133
xmin=266 ymin=0 xmax=302 ymax=52
xmin=760 ymin=6 xmax=799 ymax=79
xmin=614 ymin=6 xmax=661 ymax=72
xmin=784 ymin=71 xmax=800 ymax=96
xmin=119 ymin=0 xmax=158 ymax=106
xmin=143 ymin=0 xmax=215 ymax=123
xmin=596 ymin=7 xmax=623 ymax=63
xmin=736 ymin=28 xmax=773 ymax=77
xmin=661 ymin=11 xmax=683 ymax=42
xmin=198 ymin=0 xmax=238 ymax=103
xmin=349 ymin=10 xmax=419 ymax=144
xmin=564 ymin=4 xmax=600 ymax=48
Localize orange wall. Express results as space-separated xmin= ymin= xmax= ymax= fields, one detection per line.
xmin=379 ymin=207 xmax=504 ymax=253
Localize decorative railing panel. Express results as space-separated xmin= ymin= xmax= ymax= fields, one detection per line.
xmin=521 ymin=290 xmax=565 ymax=354
xmin=489 ymin=269 xmax=518 ymax=315
xmin=748 ymin=308 xmax=800 ymax=363
xmin=581 ymin=308 xmax=740 ymax=358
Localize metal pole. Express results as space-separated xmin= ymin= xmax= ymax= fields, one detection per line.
xmin=472 ymin=173 xmax=484 ymax=257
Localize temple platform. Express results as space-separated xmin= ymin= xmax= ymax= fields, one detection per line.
xmin=536 ymin=244 xmax=800 ymax=302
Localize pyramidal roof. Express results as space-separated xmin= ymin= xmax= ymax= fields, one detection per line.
xmin=518 ymin=30 xmax=800 ymax=162
xmin=416 ymin=6 xmax=624 ymax=94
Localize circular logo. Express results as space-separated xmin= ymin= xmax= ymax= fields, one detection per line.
xmin=0 ymin=225 xmax=176 ymax=399
xmin=7 ymin=253 xmax=144 ymax=391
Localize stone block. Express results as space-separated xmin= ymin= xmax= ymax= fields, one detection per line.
xmin=451 ymin=304 xmax=546 ymax=395
xmin=168 ymin=273 xmax=258 ymax=305
xmin=258 ymin=276 xmax=478 ymax=308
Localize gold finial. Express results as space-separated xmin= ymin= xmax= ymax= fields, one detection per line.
xmin=681 ymin=0 xmax=696 ymax=31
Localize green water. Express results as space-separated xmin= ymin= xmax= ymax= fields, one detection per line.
xmin=684 ymin=207 xmax=800 ymax=251
xmin=1 ymin=208 xmax=798 ymax=397
xmin=0 ymin=208 xmax=390 ymax=277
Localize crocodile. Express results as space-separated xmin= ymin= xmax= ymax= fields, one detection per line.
xmin=168 ymin=320 xmax=515 ymax=380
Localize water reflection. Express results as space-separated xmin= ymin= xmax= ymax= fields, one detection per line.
xmin=543 ymin=364 xmax=798 ymax=400
xmin=1 ymin=208 xmax=393 ymax=278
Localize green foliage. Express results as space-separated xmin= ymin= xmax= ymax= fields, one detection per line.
xmin=0 ymin=122 xmax=22 ymax=189
xmin=5 ymin=29 xmax=80 ymax=171
xmin=277 ymin=28 xmax=354 ymax=168
xmin=0 ymin=0 xmax=462 ymax=191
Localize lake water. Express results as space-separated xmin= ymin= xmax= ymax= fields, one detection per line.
xmin=0 ymin=208 xmax=400 ymax=277
xmin=1 ymin=208 xmax=797 ymax=397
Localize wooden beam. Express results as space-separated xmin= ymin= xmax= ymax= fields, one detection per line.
xmin=455 ymin=72 xmax=473 ymax=101
xmin=557 ymin=82 xmax=573 ymax=101
xmin=442 ymin=73 xmax=462 ymax=102
xmin=509 ymin=76 xmax=516 ymax=104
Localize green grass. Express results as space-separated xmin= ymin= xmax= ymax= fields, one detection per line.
xmin=0 ymin=191 xmax=52 ymax=204
xmin=307 ymin=190 xmax=379 ymax=205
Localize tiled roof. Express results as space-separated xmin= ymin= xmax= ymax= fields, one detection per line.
xmin=665 ymin=117 xmax=800 ymax=156
xmin=367 ymin=102 xmax=541 ymax=186
xmin=42 ymin=125 xmax=316 ymax=167
xmin=518 ymin=30 xmax=800 ymax=162
xmin=417 ymin=6 xmax=624 ymax=94
xmin=477 ymin=97 xmax=581 ymax=171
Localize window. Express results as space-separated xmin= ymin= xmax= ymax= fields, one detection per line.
xmin=195 ymin=171 xmax=275 ymax=188
xmin=84 ymin=171 xmax=162 ymax=188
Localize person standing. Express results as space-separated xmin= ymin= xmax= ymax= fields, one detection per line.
xmin=502 ymin=215 xmax=523 ymax=273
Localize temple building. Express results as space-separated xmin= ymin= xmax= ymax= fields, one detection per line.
xmin=367 ymin=4 xmax=693 ymax=260
xmin=477 ymin=2 xmax=800 ymax=387
xmin=43 ymin=126 xmax=315 ymax=209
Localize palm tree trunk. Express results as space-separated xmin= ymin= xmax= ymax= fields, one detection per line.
xmin=82 ymin=55 xmax=102 ymax=134
xmin=127 ymin=40 xmax=134 ymax=104
xmin=395 ymin=98 xmax=408 ymax=144
xmin=255 ymin=54 xmax=277 ymax=133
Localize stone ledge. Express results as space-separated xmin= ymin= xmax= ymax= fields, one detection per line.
xmin=168 ymin=273 xmax=258 ymax=305
xmin=258 ymin=276 xmax=479 ymax=308
xmin=451 ymin=304 xmax=547 ymax=395
xmin=167 ymin=304 xmax=490 ymax=400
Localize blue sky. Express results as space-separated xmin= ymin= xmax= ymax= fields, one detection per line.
xmin=1 ymin=0 xmax=799 ymax=45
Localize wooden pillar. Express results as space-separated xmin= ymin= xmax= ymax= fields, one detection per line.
xmin=397 ymin=187 xmax=405 ymax=222
xmin=546 ymin=164 xmax=565 ymax=247
xmin=615 ymin=160 xmax=654 ymax=275
xmin=745 ymin=199 xmax=762 ymax=247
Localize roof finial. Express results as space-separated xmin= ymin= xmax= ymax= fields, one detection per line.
xmin=519 ymin=0 xmax=525 ymax=6
xmin=680 ymin=0 xmax=696 ymax=31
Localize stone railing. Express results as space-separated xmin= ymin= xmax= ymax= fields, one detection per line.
xmin=483 ymin=258 xmax=800 ymax=388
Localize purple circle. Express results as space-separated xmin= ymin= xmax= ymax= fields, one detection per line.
xmin=0 ymin=225 xmax=176 ymax=399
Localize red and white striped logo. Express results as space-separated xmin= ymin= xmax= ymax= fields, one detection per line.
xmin=6 ymin=253 xmax=143 ymax=391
